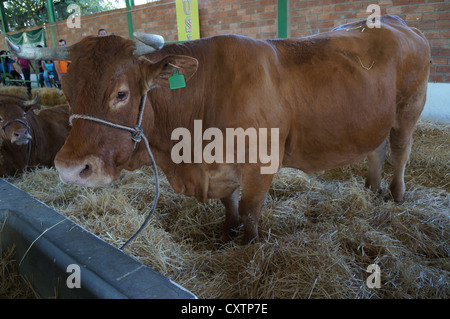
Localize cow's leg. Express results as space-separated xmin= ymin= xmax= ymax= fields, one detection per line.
xmin=239 ymin=171 xmax=274 ymax=244
xmin=365 ymin=139 xmax=387 ymax=193
xmin=388 ymin=82 xmax=426 ymax=202
xmin=220 ymin=188 xmax=240 ymax=242
xmin=388 ymin=128 xmax=414 ymax=202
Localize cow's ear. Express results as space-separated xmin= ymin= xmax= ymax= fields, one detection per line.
xmin=145 ymin=55 xmax=198 ymax=89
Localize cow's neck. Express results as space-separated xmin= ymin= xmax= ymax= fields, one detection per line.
xmin=127 ymin=88 xmax=209 ymax=200
xmin=0 ymin=139 xmax=27 ymax=174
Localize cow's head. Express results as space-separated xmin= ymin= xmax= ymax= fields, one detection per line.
xmin=6 ymin=34 xmax=198 ymax=186
xmin=0 ymin=94 xmax=39 ymax=145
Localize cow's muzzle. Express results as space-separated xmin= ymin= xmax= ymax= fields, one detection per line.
xmin=56 ymin=94 xmax=150 ymax=186
xmin=55 ymin=155 xmax=114 ymax=186
xmin=11 ymin=129 xmax=32 ymax=145
xmin=2 ymin=118 xmax=32 ymax=165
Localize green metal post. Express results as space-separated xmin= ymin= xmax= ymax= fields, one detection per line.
xmin=277 ymin=0 xmax=288 ymax=39
xmin=46 ymin=0 xmax=56 ymax=46
xmin=125 ymin=0 xmax=134 ymax=39
xmin=0 ymin=0 xmax=9 ymax=34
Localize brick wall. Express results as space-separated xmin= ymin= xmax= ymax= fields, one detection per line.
xmin=51 ymin=7 xmax=130 ymax=42
xmin=289 ymin=0 xmax=450 ymax=82
xmin=46 ymin=0 xmax=278 ymax=44
xmin=1 ymin=0 xmax=448 ymax=82
xmin=132 ymin=0 xmax=278 ymax=40
xmin=198 ymin=0 xmax=277 ymax=39
xmin=132 ymin=0 xmax=178 ymax=40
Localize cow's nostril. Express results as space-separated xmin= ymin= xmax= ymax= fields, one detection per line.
xmin=79 ymin=164 xmax=92 ymax=179
xmin=55 ymin=155 xmax=111 ymax=186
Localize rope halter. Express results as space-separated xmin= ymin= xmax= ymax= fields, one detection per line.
xmin=69 ymin=93 xmax=159 ymax=250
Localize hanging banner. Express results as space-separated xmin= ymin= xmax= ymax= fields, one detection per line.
xmin=175 ymin=0 xmax=200 ymax=41
xmin=7 ymin=28 xmax=46 ymax=48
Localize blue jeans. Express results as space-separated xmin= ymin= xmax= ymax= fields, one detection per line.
xmin=44 ymin=71 xmax=56 ymax=87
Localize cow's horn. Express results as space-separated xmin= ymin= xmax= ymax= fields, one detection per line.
xmin=133 ymin=32 xmax=165 ymax=55
xmin=5 ymin=37 xmax=70 ymax=61
xmin=24 ymin=91 xmax=40 ymax=106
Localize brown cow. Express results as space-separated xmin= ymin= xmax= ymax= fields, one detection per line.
xmin=0 ymin=94 xmax=71 ymax=176
xmin=8 ymin=15 xmax=430 ymax=244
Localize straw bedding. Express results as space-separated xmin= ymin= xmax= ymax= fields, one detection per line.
xmin=0 ymin=246 xmax=37 ymax=299
xmin=1 ymin=88 xmax=448 ymax=298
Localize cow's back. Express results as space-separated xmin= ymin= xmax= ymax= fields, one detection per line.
xmin=274 ymin=15 xmax=430 ymax=173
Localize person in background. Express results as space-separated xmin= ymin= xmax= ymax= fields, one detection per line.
xmin=98 ymin=28 xmax=107 ymax=37
xmin=54 ymin=39 xmax=70 ymax=87
xmin=0 ymin=51 xmax=22 ymax=85
xmin=0 ymin=50 xmax=14 ymax=85
xmin=42 ymin=60 xmax=56 ymax=87
xmin=17 ymin=56 xmax=35 ymax=97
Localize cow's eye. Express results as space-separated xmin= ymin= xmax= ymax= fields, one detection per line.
xmin=117 ymin=92 xmax=127 ymax=100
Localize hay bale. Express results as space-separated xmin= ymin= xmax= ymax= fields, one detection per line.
xmin=0 ymin=86 xmax=66 ymax=106
xmin=31 ymin=88 xmax=67 ymax=106
xmin=0 ymin=86 xmax=28 ymax=99
xmin=5 ymin=120 xmax=449 ymax=299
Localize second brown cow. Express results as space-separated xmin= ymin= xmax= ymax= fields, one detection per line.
xmin=0 ymin=94 xmax=71 ymax=176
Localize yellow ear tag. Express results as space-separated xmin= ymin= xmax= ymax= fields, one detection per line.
xmin=169 ymin=69 xmax=186 ymax=89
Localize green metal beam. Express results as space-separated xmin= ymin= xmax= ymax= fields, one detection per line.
xmin=46 ymin=0 xmax=56 ymax=46
xmin=0 ymin=0 xmax=9 ymax=34
xmin=277 ymin=0 xmax=288 ymax=39
xmin=125 ymin=0 xmax=134 ymax=39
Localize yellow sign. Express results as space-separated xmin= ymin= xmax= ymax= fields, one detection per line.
xmin=175 ymin=0 xmax=200 ymax=41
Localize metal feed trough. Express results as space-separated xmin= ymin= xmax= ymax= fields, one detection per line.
xmin=0 ymin=178 xmax=196 ymax=299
